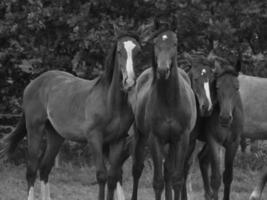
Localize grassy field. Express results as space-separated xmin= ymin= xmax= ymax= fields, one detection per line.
xmin=0 ymin=154 xmax=266 ymax=200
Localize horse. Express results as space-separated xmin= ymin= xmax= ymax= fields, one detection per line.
xmin=0 ymin=34 xmax=141 ymax=200
xmin=130 ymin=30 xmax=197 ymax=200
xmin=179 ymin=52 xmax=215 ymax=200
xmin=196 ymin=56 xmax=244 ymax=200
xmin=232 ymin=74 xmax=267 ymax=200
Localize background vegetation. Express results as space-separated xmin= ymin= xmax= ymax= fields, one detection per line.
xmin=0 ymin=0 xmax=267 ymax=165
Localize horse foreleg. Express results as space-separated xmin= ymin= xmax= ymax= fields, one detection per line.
xmin=223 ymin=141 xmax=238 ymax=200
xmin=181 ymin=139 xmax=197 ymax=200
xmin=151 ymin=136 xmax=164 ymax=200
xmin=209 ymin=139 xmax=222 ymax=200
xmin=164 ymin=155 xmax=173 ymax=200
xmin=131 ymin=126 xmax=146 ymax=200
xmin=107 ymin=139 xmax=127 ymax=200
xmin=171 ymin=137 xmax=188 ymax=200
xmin=250 ymin=168 xmax=267 ymax=200
xmin=90 ymin=131 xmax=107 ymax=200
xmin=198 ymin=144 xmax=212 ymax=200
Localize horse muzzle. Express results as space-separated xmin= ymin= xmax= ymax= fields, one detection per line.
xmin=199 ymin=104 xmax=213 ymax=117
xmin=122 ymin=78 xmax=136 ymax=91
xmin=157 ymin=67 xmax=170 ymax=80
xmin=219 ymin=115 xmax=233 ymax=127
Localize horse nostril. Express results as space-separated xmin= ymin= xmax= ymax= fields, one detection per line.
xmin=219 ymin=115 xmax=232 ymax=125
xmin=201 ymin=104 xmax=208 ymax=112
xmin=157 ymin=68 xmax=170 ymax=79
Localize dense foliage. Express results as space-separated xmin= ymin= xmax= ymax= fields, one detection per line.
xmin=0 ymin=0 xmax=267 ymax=113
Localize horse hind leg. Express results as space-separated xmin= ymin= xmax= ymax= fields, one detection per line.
xmin=222 ymin=142 xmax=238 ymax=200
xmin=250 ymin=168 xmax=267 ymax=200
xmin=39 ymin=121 xmax=64 ymax=200
xmin=198 ymin=144 xmax=212 ymax=200
xmin=26 ymin=120 xmax=46 ymax=200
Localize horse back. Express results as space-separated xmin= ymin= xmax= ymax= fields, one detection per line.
xmin=239 ymin=74 xmax=267 ymax=139
xmin=23 ymin=70 xmax=100 ymax=140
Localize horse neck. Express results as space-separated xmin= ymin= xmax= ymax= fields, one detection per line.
xmin=106 ymin=58 xmax=129 ymax=113
xmin=154 ymin=63 xmax=180 ymax=106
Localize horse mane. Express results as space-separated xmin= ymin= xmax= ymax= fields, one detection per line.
xmin=101 ymin=32 xmax=140 ymax=84
xmin=215 ymin=69 xmax=239 ymax=78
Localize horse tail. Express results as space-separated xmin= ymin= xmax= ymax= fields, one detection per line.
xmin=0 ymin=114 xmax=27 ymax=159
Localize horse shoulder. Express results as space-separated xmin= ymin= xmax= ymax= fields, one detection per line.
xmin=177 ymin=67 xmax=191 ymax=86
xmin=134 ymin=68 xmax=153 ymax=132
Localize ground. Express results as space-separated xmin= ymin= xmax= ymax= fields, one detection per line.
xmin=0 ymin=155 xmax=266 ymax=200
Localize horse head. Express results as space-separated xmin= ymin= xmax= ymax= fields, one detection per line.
xmin=116 ymin=35 xmax=141 ymax=91
xmin=152 ymin=30 xmax=177 ymax=80
xmin=185 ymin=52 xmax=214 ymax=116
xmin=211 ymin=55 xmax=241 ymax=127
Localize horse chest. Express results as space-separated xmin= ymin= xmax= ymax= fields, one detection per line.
xmin=103 ymin=112 xmax=133 ymax=142
xmin=150 ymin=116 xmax=186 ymax=141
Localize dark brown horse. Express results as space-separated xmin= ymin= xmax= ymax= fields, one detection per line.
xmin=131 ymin=30 xmax=197 ymax=200
xmin=197 ymin=56 xmax=244 ymax=200
xmin=180 ymin=52 xmax=215 ymax=200
xmin=0 ymin=34 xmax=141 ymax=200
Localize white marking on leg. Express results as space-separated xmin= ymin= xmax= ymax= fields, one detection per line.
xmin=41 ymin=181 xmax=51 ymax=200
xmin=162 ymin=35 xmax=168 ymax=40
xmin=46 ymin=182 xmax=51 ymax=200
xmin=27 ymin=187 xmax=35 ymax=200
xmin=123 ymin=40 xmax=136 ymax=82
xmin=116 ymin=182 xmax=125 ymax=200
xmin=250 ymin=189 xmax=261 ymax=200
xmin=204 ymin=81 xmax=212 ymax=111
xmin=41 ymin=181 xmax=46 ymax=200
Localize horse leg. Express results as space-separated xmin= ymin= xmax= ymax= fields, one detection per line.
xmin=151 ymin=136 xmax=164 ymax=200
xmin=39 ymin=123 xmax=64 ymax=200
xmin=131 ymin=126 xmax=146 ymax=200
xmin=222 ymin=142 xmax=238 ymax=200
xmin=107 ymin=139 xmax=127 ymax=200
xmin=250 ymin=168 xmax=267 ymax=200
xmin=89 ymin=131 xmax=107 ymax=200
xmin=198 ymin=144 xmax=212 ymax=200
xmin=164 ymin=156 xmax=172 ymax=200
xmin=171 ymin=136 xmax=188 ymax=200
xmin=181 ymin=139 xmax=197 ymax=200
xmin=209 ymin=139 xmax=222 ymax=200
xmin=26 ymin=120 xmax=46 ymax=200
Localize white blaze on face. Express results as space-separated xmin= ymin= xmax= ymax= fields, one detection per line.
xmin=201 ymin=68 xmax=206 ymax=75
xmin=204 ymin=81 xmax=212 ymax=111
xmin=123 ymin=40 xmax=136 ymax=81
xmin=202 ymin=69 xmax=212 ymax=111
xmin=162 ymin=35 xmax=168 ymax=40
xmin=27 ymin=187 xmax=34 ymax=200
xmin=116 ymin=182 xmax=125 ymax=200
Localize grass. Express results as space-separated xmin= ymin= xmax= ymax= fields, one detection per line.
xmin=0 ymin=153 xmax=266 ymax=200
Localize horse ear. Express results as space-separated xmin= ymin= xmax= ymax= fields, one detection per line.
xmin=214 ymin=60 xmax=223 ymax=75
xmin=207 ymin=50 xmax=217 ymax=62
xmin=113 ymin=24 xmax=121 ymax=37
xmin=234 ymin=54 xmax=242 ymax=73
xmin=183 ymin=52 xmax=193 ymax=65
